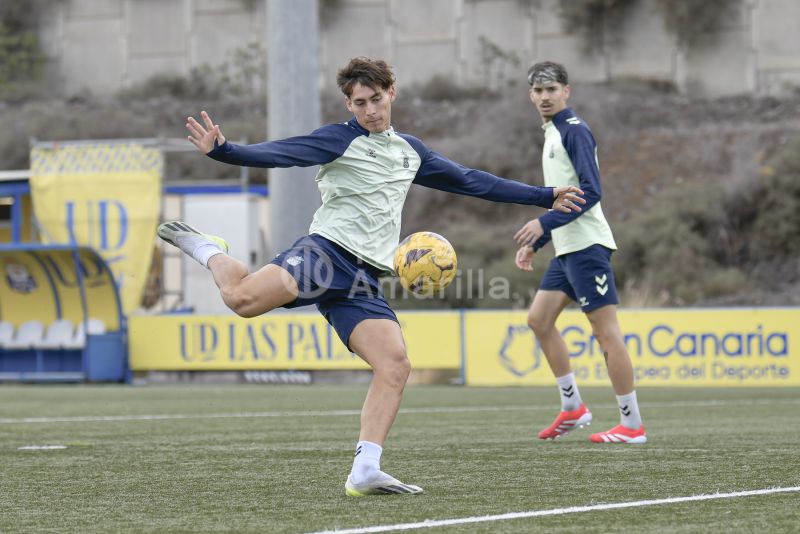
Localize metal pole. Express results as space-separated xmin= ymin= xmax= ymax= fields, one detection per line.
xmin=266 ymin=0 xmax=322 ymax=255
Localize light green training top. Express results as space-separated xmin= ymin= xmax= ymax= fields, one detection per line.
xmin=537 ymin=108 xmax=617 ymax=256
xmin=209 ymin=118 xmax=557 ymax=272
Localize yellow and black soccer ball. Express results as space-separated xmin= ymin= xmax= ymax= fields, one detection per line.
xmin=394 ymin=232 xmax=457 ymax=294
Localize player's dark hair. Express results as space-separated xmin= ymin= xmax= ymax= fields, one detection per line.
xmin=337 ymin=57 xmax=396 ymax=97
xmin=527 ymin=61 xmax=569 ymax=86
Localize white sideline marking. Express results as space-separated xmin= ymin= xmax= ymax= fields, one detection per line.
xmin=312 ymin=486 xmax=800 ymax=534
xmin=0 ymin=406 xmax=515 ymax=424
xmin=0 ymin=398 xmax=796 ymax=425
xmin=18 ymin=445 xmax=67 ymax=450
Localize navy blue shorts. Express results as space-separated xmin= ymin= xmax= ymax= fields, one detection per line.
xmin=270 ymin=234 xmax=398 ymax=348
xmin=539 ymin=244 xmax=619 ymax=313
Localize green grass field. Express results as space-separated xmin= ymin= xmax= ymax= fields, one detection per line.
xmin=1 ymin=385 xmax=798 ymax=533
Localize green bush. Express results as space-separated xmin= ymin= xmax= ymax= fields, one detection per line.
xmin=119 ymin=66 xmax=224 ymax=101
xmin=614 ymin=181 xmax=734 ymax=304
xmin=558 ymin=0 xmax=637 ymax=52
xmin=614 ymin=136 xmax=800 ymax=305
xmin=118 ymin=43 xmax=266 ymax=102
xmin=410 ymin=75 xmax=490 ymax=102
xmin=656 ymin=0 xmax=741 ymax=48
xmin=749 ymin=137 xmax=800 ymax=258
xmin=0 ymin=0 xmax=53 ymax=100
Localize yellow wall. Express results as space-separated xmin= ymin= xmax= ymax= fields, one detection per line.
xmin=129 ymin=308 xmax=800 ymax=386
xmin=464 ymin=309 xmax=799 ymax=387
xmin=129 ymin=311 xmax=461 ymax=371
xmin=21 ymin=195 xmax=34 ymax=241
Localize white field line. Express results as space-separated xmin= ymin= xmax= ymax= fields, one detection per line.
xmin=0 ymin=398 xmax=797 ymax=425
xmin=311 ymin=486 xmax=800 ymax=534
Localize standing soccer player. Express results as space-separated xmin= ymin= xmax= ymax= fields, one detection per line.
xmin=159 ymin=57 xmax=585 ymax=495
xmin=514 ymin=61 xmax=646 ymax=444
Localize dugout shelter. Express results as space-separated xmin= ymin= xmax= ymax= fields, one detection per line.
xmin=0 ymin=244 xmax=126 ymax=382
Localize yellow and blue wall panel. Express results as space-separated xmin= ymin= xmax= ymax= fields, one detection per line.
xmin=129 ymin=307 xmax=799 ymax=387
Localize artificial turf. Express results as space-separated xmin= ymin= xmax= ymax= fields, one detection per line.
xmin=1 ymin=385 xmax=798 ymax=533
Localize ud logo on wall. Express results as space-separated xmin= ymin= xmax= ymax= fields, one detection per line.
xmin=29 ymin=144 xmax=162 ymax=313
xmin=497 ymin=325 xmax=542 ymax=377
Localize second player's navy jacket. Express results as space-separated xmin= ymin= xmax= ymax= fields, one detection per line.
xmin=533 ymin=108 xmax=616 ymax=256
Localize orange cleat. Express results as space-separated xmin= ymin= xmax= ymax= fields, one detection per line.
xmin=590 ymin=424 xmax=647 ymax=444
xmin=538 ymin=404 xmax=592 ymax=440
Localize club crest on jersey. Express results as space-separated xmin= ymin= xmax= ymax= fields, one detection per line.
xmin=549 ymin=145 xmax=555 ymax=159
xmin=401 ymin=150 xmax=409 ymax=168
xmin=366 ymin=148 xmax=377 ymax=158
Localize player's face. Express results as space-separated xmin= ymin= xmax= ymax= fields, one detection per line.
xmin=346 ymin=83 xmax=396 ymax=133
xmin=529 ymin=81 xmax=570 ymax=121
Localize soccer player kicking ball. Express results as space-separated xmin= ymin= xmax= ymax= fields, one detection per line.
xmin=159 ymin=57 xmax=586 ymax=496
xmin=514 ymin=61 xmax=646 ymax=444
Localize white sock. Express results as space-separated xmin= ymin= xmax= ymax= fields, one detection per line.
xmin=556 ymin=372 xmax=582 ymax=411
xmin=350 ymin=441 xmax=382 ymax=485
xmin=174 ymin=233 xmax=224 ymax=269
xmin=617 ymin=391 xmax=643 ymax=429
xmin=193 ymin=243 xmax=225 ymax=268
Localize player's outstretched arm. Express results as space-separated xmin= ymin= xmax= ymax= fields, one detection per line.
xmin=552 ymin=186 xmax=586 ymax=213
xmin=515 ymin=245 xmax=534 ymax=272
xmin=186 ymin=110 xmax=226 ymax=154
xmin=410 ymin=146 xmax=587 ymax=209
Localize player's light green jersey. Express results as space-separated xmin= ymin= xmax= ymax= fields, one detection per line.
xmin=536 ymin=108 xmax=617 ymax=256
xmin=308 ymin=129 xmax=421 ymax=271
xmin=209 ymin=118 xmax=558 ymax=272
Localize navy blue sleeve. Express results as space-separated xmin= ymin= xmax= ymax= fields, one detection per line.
xmin=401 ymin=134 xmax=555 ymax=207
xmin=206 ymin=123 xmax=358 ymax=168
xmin=537 ymin=122 xmax=602 ymax=235
xmin=532 ymin=232 xmax=552 ymax=252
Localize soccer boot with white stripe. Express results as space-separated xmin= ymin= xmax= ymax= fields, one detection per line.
xmin=538 ymin=403 xmax=593 ymax=440
xmin=590 ymin=424 xmax=647 ymax=444
xmin=345 ymin=471 xmax=424 ymax=496
xmin=157 ymin=221 xmax=228 ymax=266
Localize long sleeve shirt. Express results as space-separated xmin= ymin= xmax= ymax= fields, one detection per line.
xmin=532 ymin=108 xmax=617 ymax=256
xmin=208 ymin=117 xmax=556 ymax=272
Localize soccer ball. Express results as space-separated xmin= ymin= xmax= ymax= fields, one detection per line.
xmin=394 ymin=232 xmax=458 ymax=294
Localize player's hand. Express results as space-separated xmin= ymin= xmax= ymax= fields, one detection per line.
xmin=552 ymin=186 xmax=585 ymax=213
xmin=515 ymin=246 xmax=534 ymax=271
xmin=186 ymin=110 xmax=226 ymax=154
xmin=514 ymin=218 xmax=544 ymax=246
